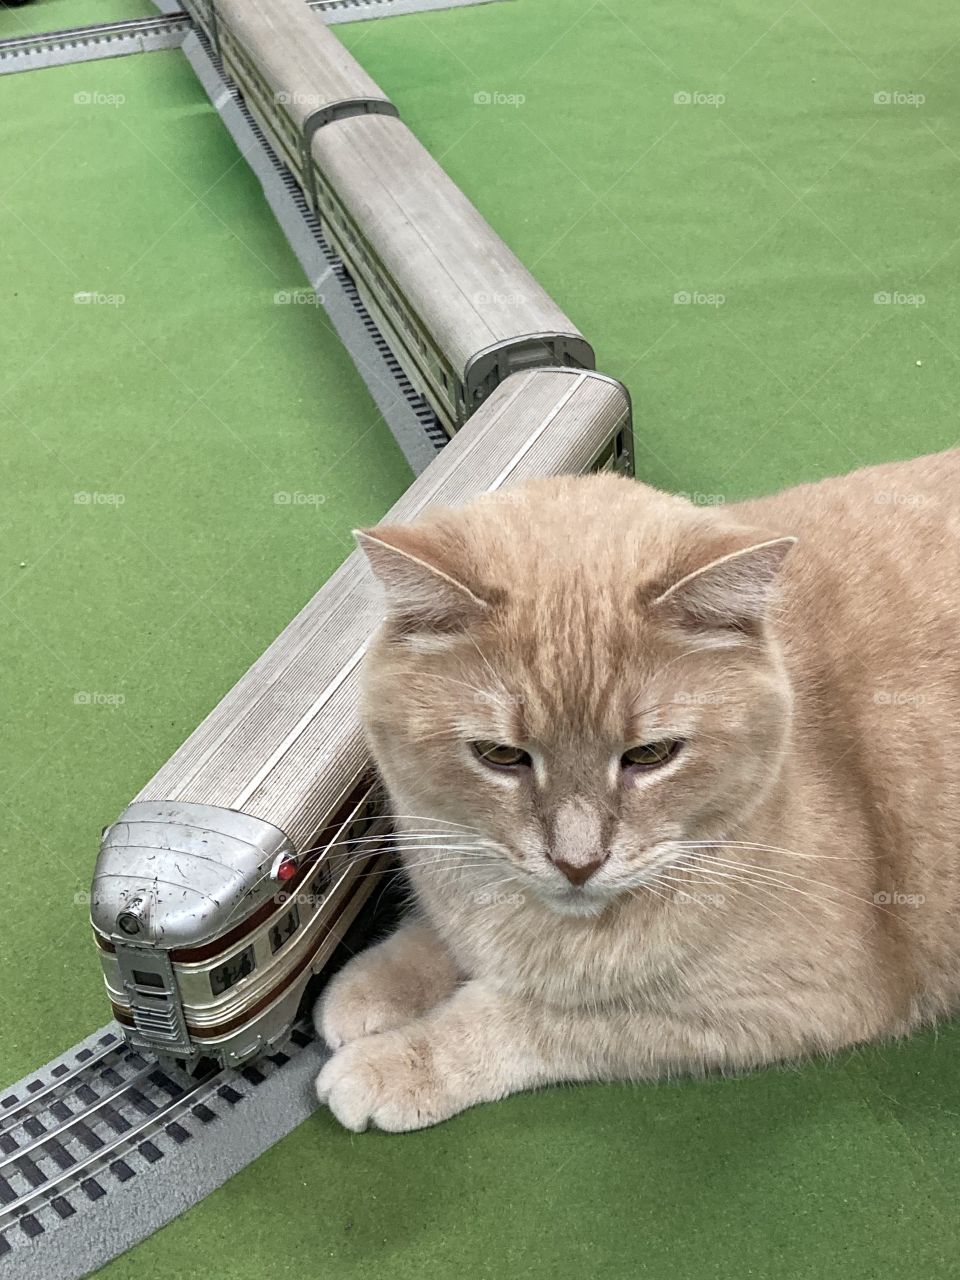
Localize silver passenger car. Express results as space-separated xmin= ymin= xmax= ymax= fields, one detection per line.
xmin=181 ymin=0 xmax=594 ymax=435
xmin=90 ymin=369 xmax=633 ymax=1069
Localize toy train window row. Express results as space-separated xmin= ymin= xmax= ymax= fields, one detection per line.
xmin=217 ymin=22 xmax=465 ymax=423
xmin=194 ymin=798 xmax=384 ymax=997
xmin=206 ymin=901 xmax=299 ymax=995
xmin=310 ymin=169 xmax=464 ymax=426
xmin=219 ymin=32 xmax=298 ymax=156
xmin=207 ymin=902 xmax=304 ymax=996
xmin=219 ymin=33 xmax=304 ymax=176
xmin=214 ymin=26 xmax=465 ymax=430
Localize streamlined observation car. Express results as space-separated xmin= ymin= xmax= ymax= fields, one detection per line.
xmin=90 ymin=369 xmax=633 ymax=1070
xmin=179 ymin=0 xmax=594 ymax=436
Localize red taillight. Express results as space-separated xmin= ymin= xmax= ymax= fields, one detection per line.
xmin=273 ymin=854 xmax=298 ymax=882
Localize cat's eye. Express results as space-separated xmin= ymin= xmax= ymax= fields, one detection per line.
xmin=472 ymin=740 xmax=531 ymax=769
xmin=621 ymin=739 xmax=684 ymax=770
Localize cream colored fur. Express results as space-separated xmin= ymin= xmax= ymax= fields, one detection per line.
xmin=315 ymin=452 xmax=960 ymax=1131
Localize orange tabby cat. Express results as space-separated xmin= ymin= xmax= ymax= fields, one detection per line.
xmin=315 ymin=450 xmax=960 ymax=1131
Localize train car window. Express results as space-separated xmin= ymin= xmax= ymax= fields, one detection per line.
xmin=269 ymin=904 xmax=300 ymax=954
xmin=310 ymin=862 xmax=333 ymax=898
xmin=210 ymin=944 xmax=256 ymax=996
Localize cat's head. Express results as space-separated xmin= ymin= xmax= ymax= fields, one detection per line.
xmin=357 ymin=474 xmax=795 ymax=918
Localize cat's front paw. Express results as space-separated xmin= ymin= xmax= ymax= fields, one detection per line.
xmin=314 ymin=924 xmax=459 ymax=1050
xmin=315 ymin=1027 xmax=461 ymax=1133
xmin=316 ymin=957 xmax=421 ymax=1051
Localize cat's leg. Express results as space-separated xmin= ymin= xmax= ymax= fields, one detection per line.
xmin=315 ymin=978 xmax=877 ymax=1132
xmin=314 ymin=917 xmax=461 ymax=1050
xmin=316 ymin=979 xmax=662 ymax=1131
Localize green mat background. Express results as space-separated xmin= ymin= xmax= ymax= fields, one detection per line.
xmin=3 ymin=0 xmax=960 ymax=1276
xmin=337 ymin=0 xmax=960 ymax=497
xmin=0 ymin=0 xmax=156 ymax=37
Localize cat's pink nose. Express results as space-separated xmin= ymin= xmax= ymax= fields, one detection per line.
xmin=550 ymin=855 xmax=607 ymax=887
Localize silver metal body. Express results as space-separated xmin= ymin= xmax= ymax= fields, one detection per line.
xmin=214 ymin=0 xmax=397 ymax=183
xmin=182 ymin=0 xmax=594 ymax=435
xmin=90 ymin=369 xmax=633 ymax=1068
xmin=0 ymin=15 xmax=192 ymax=76
xmin=93 ymin=794 xmax=388 ymax=1065
xmin=309 ymin=113 xmax=594 ymax=429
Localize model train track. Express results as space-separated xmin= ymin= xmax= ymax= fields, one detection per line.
xmin=0 ymin=875 xmax=403 ymax=1279
xmin=0 ymin=1020 xmax=317 ymax=1260
xmin=0 ymin=0 xmax=510 ymax=74
xmin=0 ymin=15 xmax=192 ymax=73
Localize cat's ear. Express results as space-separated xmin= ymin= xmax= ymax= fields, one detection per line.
xmin=355 ymin=525 xmax=491 ymax=629
xmin=650 ymin=535 xmax=796 ymax=634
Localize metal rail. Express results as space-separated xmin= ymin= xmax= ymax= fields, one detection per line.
xmin=0 ymin=1044 xmax=131 ymax=1137
xmin=0 ymin=1020 xmax=315 ymax=1256
xmin=0 ymin=0 xmax=512 ymax=75
xmin=0 ymin=14 xmax=191 ymax=74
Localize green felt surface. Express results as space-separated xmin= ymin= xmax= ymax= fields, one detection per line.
xmin=0 ymin=0 xmax=155 ymax=38
xmin=4 ymin=0 xmax=960 ymax=1277
xmin=0 ymin=50 xmax=411 ymax=1084
xmin=338 ymin=0 xmax=960 ymax=500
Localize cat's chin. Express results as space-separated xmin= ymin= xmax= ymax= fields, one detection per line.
xmin=535 ymin=886 xmax=616 ymax=919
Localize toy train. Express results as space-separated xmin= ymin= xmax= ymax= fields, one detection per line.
xmin=91 ymin=369 xmax=633 ymax=1069
xmin=179 ymin=0 xmax=595 ymax=436
xmin=89 ymin=2 xmax=635 ymax=1072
